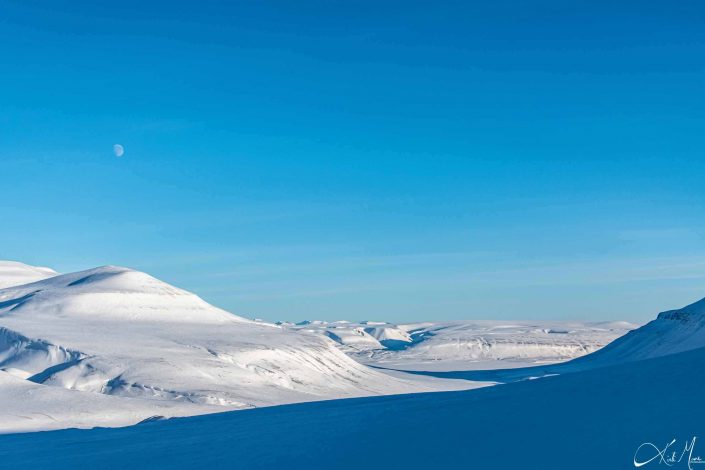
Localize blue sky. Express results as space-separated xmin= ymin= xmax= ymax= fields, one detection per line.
xmin=2 ymin=1 xmax=705 ymax=322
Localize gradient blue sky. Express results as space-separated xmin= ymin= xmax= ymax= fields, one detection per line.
xmin=2 ymin=0 xmax=705 ymax=322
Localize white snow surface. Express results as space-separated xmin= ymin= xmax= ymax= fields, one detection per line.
xmin=0 ymin=265 xmax=458 ymax=433
xmin=0 ymin=261 xmax=57 ymax=289
xmin=0 ymin=370 xmax=219 ymax=433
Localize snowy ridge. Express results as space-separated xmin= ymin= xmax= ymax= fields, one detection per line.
xmin=572 ymin=294 xmax=705 ymax=366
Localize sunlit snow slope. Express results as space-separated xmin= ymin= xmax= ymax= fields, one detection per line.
xmin=0 ymin=261 xmax=57 ymax=288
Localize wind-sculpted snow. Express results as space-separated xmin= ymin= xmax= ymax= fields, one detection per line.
xmin=0 ymin=327 xmax=85 ymax=380
xmin=287 ymin=319 xmax=636 ymax=371
xmin=0 ymin=370 xmax=219 ymax=433
xmin=0 ymin=265 xmax=445 ymax=432
xmin=0 ymin=265 xmax=244 ymax=324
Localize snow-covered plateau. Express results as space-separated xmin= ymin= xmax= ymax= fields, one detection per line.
xmin=284 ymin=318 xmax=637 ymax=372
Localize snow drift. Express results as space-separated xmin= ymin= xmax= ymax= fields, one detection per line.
xmin=410 ymin=294 xmax=705 ymax=384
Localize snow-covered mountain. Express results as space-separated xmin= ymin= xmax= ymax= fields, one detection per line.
xmin=0 ymin=264 xmax=443 ymax=432
xmin=286 ymin=319 xmax=637 ymax=371
xmin=0 ymin=261 xmax=57 ymax=289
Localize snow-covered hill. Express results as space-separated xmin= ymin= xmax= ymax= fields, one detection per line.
xmin=0 ymin=261 xmax=57 ymax=289
xmin=0 ymin=265 xmax=447 ymax=432
xmin=286 ymin=319 xmax=637 ymax=371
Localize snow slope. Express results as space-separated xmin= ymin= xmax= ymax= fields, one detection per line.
xmin=571 ymin=294 xmax=705 ymax=367
xmin=0 ymin=265 xmax=451 ymax=432
xmin=0 ymin=261 xmax=57 ymax=289
xmin=2 ymin=343 xmax=703 ymax=469
xmin=288 ymin=319 xmax=636 ymax=371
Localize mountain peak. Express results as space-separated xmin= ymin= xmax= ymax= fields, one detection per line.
xmin=0 ymin=264 xmax=245 ymax=324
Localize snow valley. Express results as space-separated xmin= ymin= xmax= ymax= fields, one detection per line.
xmin=0 ymin=261 xmax=445 ymax=432
xmin=0 ymin=260 xmax=633 ymax=433
xmin=283 ymin=318 xmax=637 ymax=372
xmin=1 ymin=260 xmax=705 ymax=469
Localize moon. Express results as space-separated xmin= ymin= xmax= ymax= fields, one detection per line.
xmin=113 ymin=144 xmax=124 ymax=157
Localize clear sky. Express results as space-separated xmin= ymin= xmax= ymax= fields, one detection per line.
xmin=2 ymin=1 xmax=705 ymax=323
